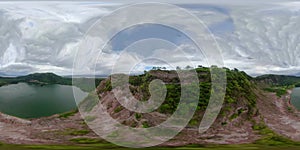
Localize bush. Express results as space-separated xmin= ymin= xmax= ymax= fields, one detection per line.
xmin=135 ymin=113 xmax=142 ymax=120
xmin=114 ymin=106 xmax=123 ymax=113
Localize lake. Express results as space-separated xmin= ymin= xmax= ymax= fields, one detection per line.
xmin=0 ymin=83 xmax=88 ymax=118
xmin=291 ymin=87 xmax=300 ymax=110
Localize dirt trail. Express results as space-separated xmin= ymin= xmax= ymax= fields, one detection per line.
xmin=0 ymin=89 xmax=300 ymax=145
xmin=257 ymin=90 xmax=300 ymax=141
xmin=0 ymin=113 xmax=97 ymax=145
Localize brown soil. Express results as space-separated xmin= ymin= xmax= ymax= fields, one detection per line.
xmin=0 ymin=89 xmax=299 ymax=146
xmin=256 ymin=90 xmax=300 ymax=141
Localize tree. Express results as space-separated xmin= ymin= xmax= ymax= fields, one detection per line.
xmin=185 ymin=65 xmax=193 ymax=70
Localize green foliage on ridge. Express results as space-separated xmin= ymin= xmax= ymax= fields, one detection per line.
xmin=0 ymin=73 xmax=104 ymax=92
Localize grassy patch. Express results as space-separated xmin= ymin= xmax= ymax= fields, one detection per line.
xmin=70 ymin=138 xmax=102 ymax=144
xmin=59 ymin=109 xmax=78 ymax=118
xmin=2 ymin=143 xmax=300 ymax=150
xmin=253 ymin=123 xmax=300 ymax=146
xmin=135 ymin=113 xmax=142 ymax=120
xmin=64 ymin=129 xmax=90 ymax=136
xmin=230 ymin=113 xmax=239 ymax=120
xmin=263 ymin=87 xmax=287 ymax=97
xmin=114 ymin=106 xmax=123 ymax=113
xmin=142 ymin=121 xmax=150 ymax=128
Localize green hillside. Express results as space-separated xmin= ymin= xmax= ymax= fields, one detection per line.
xmin=255 ymin=74 xmax=300 ymax=86
xmin=0 ymin=73 xmax=103 ymax=92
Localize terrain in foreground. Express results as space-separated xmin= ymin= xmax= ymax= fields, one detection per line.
xmin=1 ymin=67 xmax=300 ymax=148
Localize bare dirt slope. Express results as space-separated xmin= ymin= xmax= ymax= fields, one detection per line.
xmin=257 ymin=90 xmax=300 ymax=141
xmin=0 ymin=113 xmax=97 ymax=145
xmin=0 ymin=88 xmax=299 ymax=145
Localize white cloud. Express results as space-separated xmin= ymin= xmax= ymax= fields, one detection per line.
xmin=0 ymin=1 xmax=300 ymax=76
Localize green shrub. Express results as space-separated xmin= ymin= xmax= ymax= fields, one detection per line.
xmin=254 ymin=122 xmax=300 ymax=146
xmin=70 ymin=138 xmax=102 ymax=144
xmin=263 ymin=87 xmax=287 ymax=97
xmin=59 ymin=109 xmax=78 ymax=118
xmin=142 ymin=122 xmax=150 ymax=128
xmin=135 ymin=113 xmax=142 ymax=120
xmin=114 ymin=106 xmax=123 ymax=113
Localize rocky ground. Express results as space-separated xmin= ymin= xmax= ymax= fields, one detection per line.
xmin=0 ymin=112 xmax=97 ymax=145
xmin=0 ymin=89 xmax=299 ymax=146
xmin=257 ymin=90 xmax=300 ymax=141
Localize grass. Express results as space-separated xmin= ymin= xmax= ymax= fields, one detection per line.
xmin=263 ymin=87 xmax=287 ymax=97
xmin=253 ymin=122 xmax=300 ymax=146
xmin=58 ymin=109 xmax=78 ymax=118
xmin=63 ymin=129 xmax=90 ymax=136
xmin=114 ymin=106 xmax=123 ymax=113
xmin=69 ymin=138 xmax=103 ymax=144
xmin=2 ymin=144 xmax=300 ymax=150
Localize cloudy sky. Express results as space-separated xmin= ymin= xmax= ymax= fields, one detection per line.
xmin=0 ymin=0 xmax=300 ymax=76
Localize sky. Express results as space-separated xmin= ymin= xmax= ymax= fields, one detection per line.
xmin=0 ymin=0 xmax=300 ymax=76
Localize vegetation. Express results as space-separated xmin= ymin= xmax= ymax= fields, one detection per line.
xmin=64 ymin=129 xmax=90 ymax=136
xmin=135 ymin=113 xmax=142 ymax=120
xmin=3 ymin=144 xmax=300 ymax=150
xmin=0 ymin=73 xmax=104 ymax=92
xmin=2 ymin=67 xmax=300 ymax=149
xmin=59 ymin=109 xmax=78 ymax=118
xmin=255 ymin=74 xmax=300 ymax=87
xmin=114 ymin=106 xmax=123 ymax=113
xmin=253 ymin=122 xmax=300 ymax=146
xmin=97 ymin=66 xmax=258 ymax=128
xmin=263 ymin=87 xmax=288 ymax=97
xmin=70 ymin=138 xmax=102 ymax=144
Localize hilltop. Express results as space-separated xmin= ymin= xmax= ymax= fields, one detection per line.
xmin=255 ymin=74 xmax=300 ymax=87
xmin=0 ymin=73 xmax=71 ymax=86
xmin=78 ymin=67 xmax=300 ymax=146
xmin=0 ymin=67 xmax=300 ymax=147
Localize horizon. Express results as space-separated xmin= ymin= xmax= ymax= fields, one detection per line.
xmin=1 ymin=1 xmax=300 ymax=149
xmin=2 ymin=67 xmax=300 ymax=78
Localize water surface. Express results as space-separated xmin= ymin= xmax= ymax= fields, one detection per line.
xmin=0 ymin=83 xmax=88 ymax=118
xmin=291 ymin=87 xmax=300 ymax=110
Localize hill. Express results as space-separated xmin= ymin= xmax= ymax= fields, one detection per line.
xmin=0 ymin=73 xmax=103 ymax=92
xmin=80 ymin=67 xmax=299 ymax=146
xmin=1 ymin=67 xmax=300 ymax=147
xmin=255 ymin=74 xmax=300 ymax=86
xmin=0 ymin=73 xmax=71 ymax=86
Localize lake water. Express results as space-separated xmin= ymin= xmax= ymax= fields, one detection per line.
xmin=0 ymin=83 xmax=88 ymax=118
xmin=291 ymin=87 xmax=300 ymax=110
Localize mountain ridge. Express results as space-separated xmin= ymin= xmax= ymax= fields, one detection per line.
xmin=1 ymin=68 xmax=300 ymax=146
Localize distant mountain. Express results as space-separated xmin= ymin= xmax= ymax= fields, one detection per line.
xmin=0 ymin=73 xmax=104 ymax=92
xmin=18 ymin=72 xmax=72 ymax=85
xmin=64 ymin=74 xmax=108 ymax=78
xmin=0 ymin=73 xmax=72 ymax=87
xmin=255 ymin=74 xmax=300 ymax=86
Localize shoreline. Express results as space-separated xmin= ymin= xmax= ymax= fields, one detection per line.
xmin=287 ymin=88 xmax=300 ymax=113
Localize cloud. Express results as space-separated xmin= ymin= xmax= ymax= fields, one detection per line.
xmin=0 ymin=2 xmax=115 ymax=76
xmin=0 ymin=1 xmax=300 ymax=76
xmin=213 ymin=3 xmax=300 ymax=76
